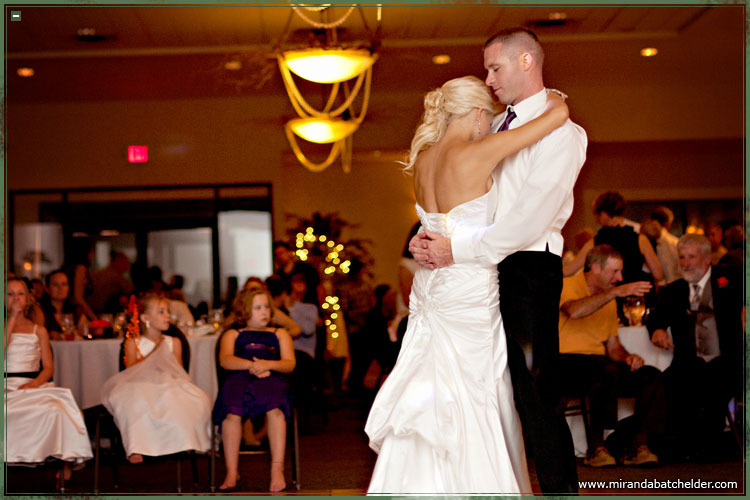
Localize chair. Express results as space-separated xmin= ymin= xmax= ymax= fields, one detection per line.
xmin=93 ymin=325 xmax=199 ymax=493
xmin=209 ymin=329 xmax=301 ymax=492
xmin=562 ymin=395 xmax=591 ymax=458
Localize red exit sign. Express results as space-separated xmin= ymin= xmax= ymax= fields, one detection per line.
xmin=128 ymin=145 xmax=148 ymax=163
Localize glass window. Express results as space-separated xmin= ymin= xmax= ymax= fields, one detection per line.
xmin=218 ymin=210 xmax=273 ymax=301
xmin=148 ymin=228 xmax=212 ymax=307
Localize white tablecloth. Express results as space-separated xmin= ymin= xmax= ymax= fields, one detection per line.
xmin=617 ymin=326 xmax=674 ymax=371
xmin=51 ymin=335 xmax=219 ymax=410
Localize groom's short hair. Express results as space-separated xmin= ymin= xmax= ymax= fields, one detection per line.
xmin=584 ymin=244 xmax=622 ymax=273
xmin=483 ymin=27 xmax=544 ymax=69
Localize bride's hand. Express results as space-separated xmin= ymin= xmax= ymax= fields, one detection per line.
xmin=544 ymin=90 xmax=569 ymax=125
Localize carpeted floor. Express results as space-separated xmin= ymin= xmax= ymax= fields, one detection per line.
xmin=4 ymin=391 xmax=745 ymax=496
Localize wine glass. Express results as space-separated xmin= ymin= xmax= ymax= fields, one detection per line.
xmin=211 ymin=310 xmax=223 ymax=331
xmin=60 ymin=314 xmax=76 ymax=340
xmin=624 ymin=296 xmax=646 ymax=327
xmin=113 ymin=312 xmax=127 ymax=338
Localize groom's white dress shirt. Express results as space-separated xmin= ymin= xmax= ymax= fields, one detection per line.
xmin=452 ymin=88 xmax=588 ymax=266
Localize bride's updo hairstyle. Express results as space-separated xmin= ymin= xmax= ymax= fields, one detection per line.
xmin=402 ymin=76 xmax=495 ymax=174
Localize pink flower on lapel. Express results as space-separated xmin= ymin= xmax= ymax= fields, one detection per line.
xmin=717 ymin=276 xmax=729 ymax=288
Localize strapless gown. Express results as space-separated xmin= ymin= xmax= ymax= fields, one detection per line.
xmin=100 ymin=336 xmax=212 ymax=457
xmin=365 ymin=192 xmax=531 ymax=494
xmin=5 ymin=329 xmax=93 ymax=464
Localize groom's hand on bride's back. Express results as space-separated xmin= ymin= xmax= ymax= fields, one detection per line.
xmin=409 ymin=230 xmax=454 ymax=269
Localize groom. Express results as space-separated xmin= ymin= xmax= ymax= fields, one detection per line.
xmin=410 ymin=28 xmax=587 ymax=494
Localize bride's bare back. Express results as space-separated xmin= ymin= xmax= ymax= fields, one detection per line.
xmin=414 ymin=140 xmax=493 ymax=214
xmin=414 ymin=92 xmax=568 ymax=215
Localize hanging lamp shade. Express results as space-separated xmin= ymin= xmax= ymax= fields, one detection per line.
xmin=282 ymin=48 xmax=376 ymax=84
xmin=287 ymin=117 xmax=359 ymax=144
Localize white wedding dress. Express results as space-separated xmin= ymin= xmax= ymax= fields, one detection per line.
xmin=5 ymin=327 xmax=93 ymax=464
xmin=365 ymin=192 xmax=531 ymax=494
xmin=100 ymin=336 xmax=212 ymax=457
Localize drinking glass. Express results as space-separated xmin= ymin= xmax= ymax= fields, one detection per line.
xmin=211 ymin=310 xmax=223 ymax=331
xmin=60 ymin=314 xmax=76 ymax=340
xmin=624 ymin=296 xmax=646 ymax=327
xmin=113 ymin=312 xmax=127 ymax=338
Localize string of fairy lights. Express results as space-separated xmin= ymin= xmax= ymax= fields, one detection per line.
xmin=294 ymin=226 xmax=351 ymax=340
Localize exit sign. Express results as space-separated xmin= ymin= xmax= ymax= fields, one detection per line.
xmin=128 ymin=145 xmax=148 ymax=163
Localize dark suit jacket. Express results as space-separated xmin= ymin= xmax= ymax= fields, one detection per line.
xmin=647 ymin=266 xmax=743 ymax=383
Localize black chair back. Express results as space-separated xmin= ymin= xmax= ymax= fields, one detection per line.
xmin=163 ymin=324 xmax=191 ymax=369
xmin=214 ymin=329 xmax=229 ymax=389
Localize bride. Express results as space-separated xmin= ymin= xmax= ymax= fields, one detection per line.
xmin=365 ymin=76 xmax=568 ymax=493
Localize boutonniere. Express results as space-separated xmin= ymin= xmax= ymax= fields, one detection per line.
xmin=717 ymin=276 xmax=729 ymax=288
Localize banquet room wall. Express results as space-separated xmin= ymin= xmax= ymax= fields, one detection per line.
xmin=6 ymin=93 xmax=744 ymax=290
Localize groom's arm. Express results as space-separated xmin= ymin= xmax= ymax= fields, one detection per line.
xmin=409 ymin=126 xmax=586 ymax=269
xmin=452 ymin=126 xmax=586 ymax=266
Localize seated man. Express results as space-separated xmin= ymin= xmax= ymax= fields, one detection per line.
xmin=648 ymin=234 xmax=743 ymax=459
xmin=559 ymin=244 xmax=665 ymax=467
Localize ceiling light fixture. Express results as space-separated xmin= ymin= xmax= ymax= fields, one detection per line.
xmin=640 ymin=47 xmax=659 ymax=57
xmin=282 ymin=48 xmax=375 ymax=84
xmin=432 ymin=54 xmax=451 ymax=65
xmin=277 ymin=5 xmax=380 ymax=173
xmin=17 ymin=67 xmax=34 ymax=77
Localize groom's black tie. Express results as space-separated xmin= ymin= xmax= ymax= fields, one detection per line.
xmin=498 ymin=109 xmax=516 ymax=132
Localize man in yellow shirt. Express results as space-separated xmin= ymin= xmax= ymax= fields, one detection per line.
xmin=559 ymin=244 xmax=665 ymax=467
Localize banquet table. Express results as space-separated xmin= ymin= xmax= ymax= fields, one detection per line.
xmin=51 ymin=334 xmax=219 ymax=410
xmin=566 ymin=325 xmax=674 ymax=456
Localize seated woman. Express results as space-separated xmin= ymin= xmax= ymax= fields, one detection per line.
xmin=213 ymin=288 xmax=296 ymax=492
xmin=39 ymin=269 xmax=88 ymax=340
xmin=100 ymin=293 xmax=212 ymax=464
xmin=4 ymin=278 xmax=93 ymax=483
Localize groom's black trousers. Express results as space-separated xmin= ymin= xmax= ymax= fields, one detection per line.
xmin=498 ymin=250 xmax=578 ymax=494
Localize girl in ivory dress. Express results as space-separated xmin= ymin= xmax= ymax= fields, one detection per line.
xmin=364 ymin=77 xmax=568 ymax=493
xmin=212 ymin=288 xmax=296 ymax=492
xmin=100 ymin=293 xmax=211 ymax=464
xmin=4 ymin=278 xmax=93 ymax=483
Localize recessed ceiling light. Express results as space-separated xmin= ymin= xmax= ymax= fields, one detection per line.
xmin=640 ymin=47 xmax=658 ymax=57
xmin=432 ymin=54 xmax=451 ymax=65
xmin=548 ymin=12 xmax=567 ymax=20
xmin=76 ymin=27 xmax=107 ymax=42
xmin=17 ymin=67 xmax=34 ymax=77
xmin=224 ymin=60 xmax=242 ymax=71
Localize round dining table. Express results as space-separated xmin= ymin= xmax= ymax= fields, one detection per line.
xmin=51 ymin=334 xmax=219 ymax=410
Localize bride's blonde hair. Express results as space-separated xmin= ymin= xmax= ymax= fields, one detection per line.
xmin=402 ymin=76 xmax=495 ymax=174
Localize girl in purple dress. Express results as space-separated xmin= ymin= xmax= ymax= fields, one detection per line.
xmin=212 ymin=288 xmax=296 ymax=492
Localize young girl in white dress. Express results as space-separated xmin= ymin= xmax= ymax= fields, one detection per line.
xmin=100 ymin=293 xmax=212 ymax=463
xmin=5 ymin=278 xmax=93 ymax=483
